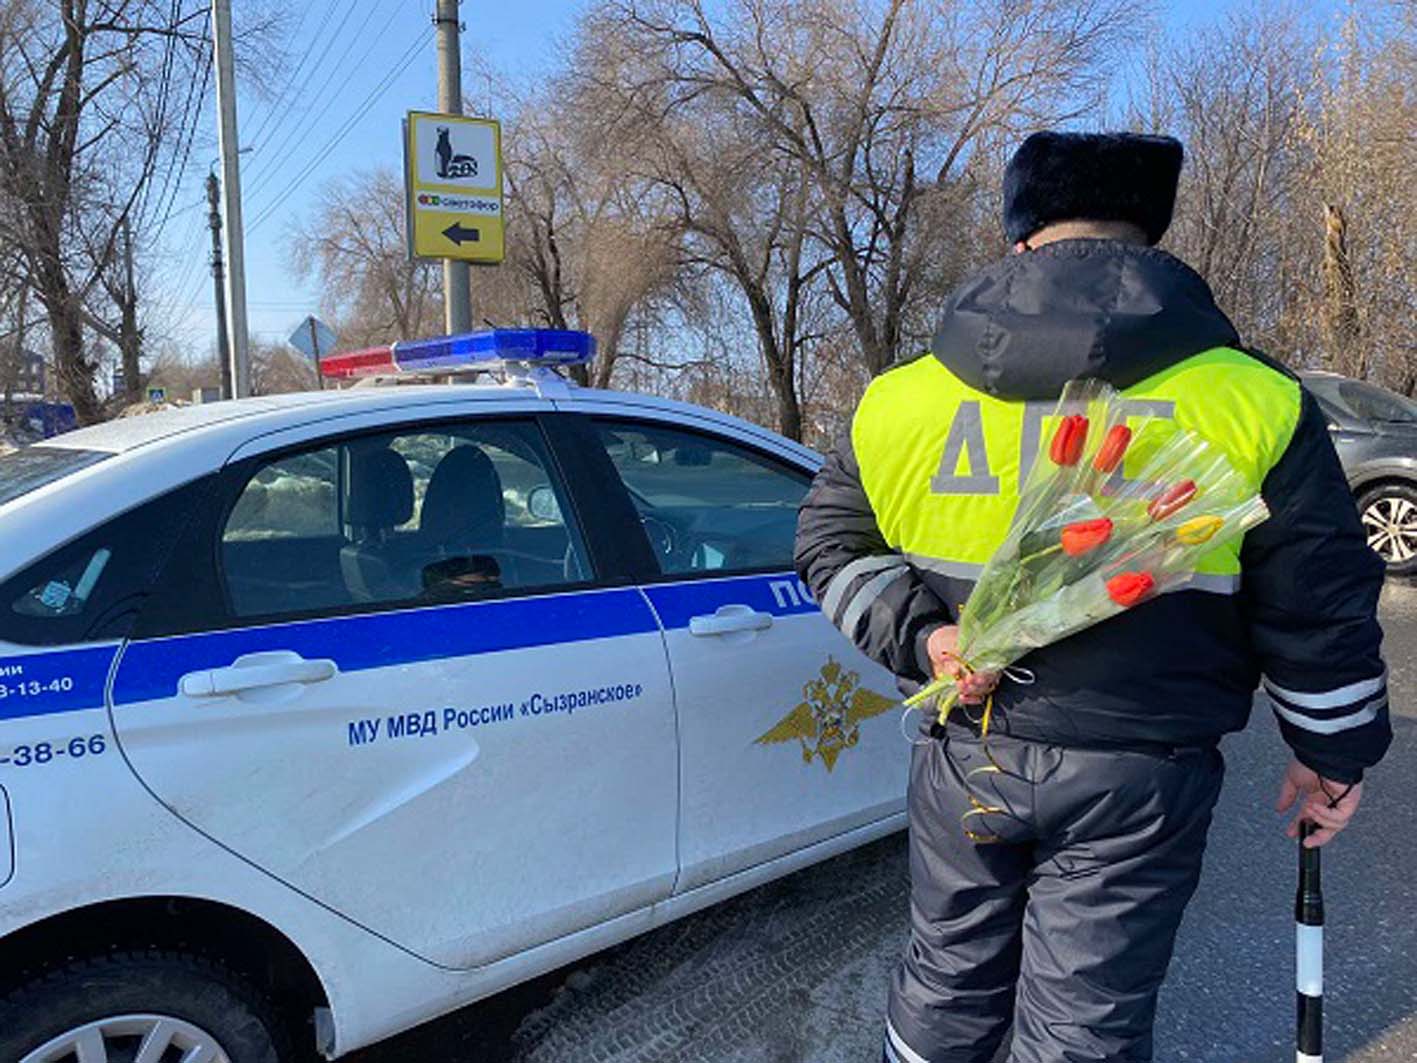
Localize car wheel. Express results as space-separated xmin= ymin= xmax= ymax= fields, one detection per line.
xmin=0 ymin=949 xmax=288 ymax=1063
xmin=1359 ymin=482 xmax=1417 ymax=576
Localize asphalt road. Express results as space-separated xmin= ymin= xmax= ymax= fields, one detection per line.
xmin=352 ymin=581 xmax=1417 ymax=1063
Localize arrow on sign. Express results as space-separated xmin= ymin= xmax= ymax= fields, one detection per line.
xmin=442 ymin=223 xmax=481 ymax=246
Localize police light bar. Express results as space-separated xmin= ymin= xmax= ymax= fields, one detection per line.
xmin=319 ymin=328 xmax=596 ymax=380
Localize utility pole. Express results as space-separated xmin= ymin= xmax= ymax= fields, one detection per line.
xmin=211 ymin=0 xmax=251 ymax=396
xmin=206 ymin=172 xmax=234 ymax=401
xmin=435 ymin=0 xmax=472 ymax=334
xmin=118 ymin=216 xmax=142 ymax=404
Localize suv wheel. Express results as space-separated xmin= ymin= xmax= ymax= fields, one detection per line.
xmin=1359 ymin=482 xmax=1417 ymax=576
xmin=0 ymin=950 xmax=288 ymax=1063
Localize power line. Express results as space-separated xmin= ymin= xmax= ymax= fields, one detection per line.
xmin=249 ymin=0 xmax=373 ymax=162
xmin=243 ymin=0 xmax=391 ymax=198
xmin=131 ymin=0 xmax=184 ymax=231
xmin=146 ymin=35 xmax=214 ymax=244
xmin=241 ymin=0 xmax=334 ymax=150
xmin=246 ymin=28 xmax=432 ymax=234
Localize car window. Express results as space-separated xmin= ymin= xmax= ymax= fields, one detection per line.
xmin=1338 ymin=380 xmax=1417 ymax=425
xmin=0 ymin=446 xmax=110 ymax=508
xmin=220 ymin=419 xmax=589 ymax=619
xmin=0 ymin=477 xmax=213 ymax=646
xmin=595 ymin=420 xmax=810 ymax=576
xmin=223 ymin=448 xmax=339 ymax=541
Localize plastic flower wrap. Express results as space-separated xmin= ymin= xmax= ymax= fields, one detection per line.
xmin=905 ymin=378 xmax=1270 ymax=725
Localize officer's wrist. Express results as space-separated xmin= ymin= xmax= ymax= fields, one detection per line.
xmin=916 ymin=622 xmax=947 ymax=679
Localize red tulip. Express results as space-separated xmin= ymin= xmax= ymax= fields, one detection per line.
xmin=1093 ymin=424 xmax=1132 ymax=473
xmin=1049 ymin=414 xmax=1089 ymax=466
xmin=1106 ymin=571 xmax=1156 ymax=607
xmin=1147 ymin=479 xmax=1198 ymax=520
xmin=1061 ymin=517 xmax=1114 ymax=556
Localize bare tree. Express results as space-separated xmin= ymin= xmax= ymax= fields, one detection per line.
xmin=0 ymin=0 xmax=219 ymax=422
xmin=289 ymin=168 xmax=441 ymax=349
xmin=250 ymin=340 xmax=316 ymax=395
xmin=597 ymin=0 xmax=1144 ymax=380
xmin=1140 ymin=7 xmax=1307 ymax=341
xmin=1299 ymin=8 xmax=1417 ymax=392
xmin=502 ymin=83 xmax=680 ymax=388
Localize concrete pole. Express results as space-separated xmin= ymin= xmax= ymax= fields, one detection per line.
xmin=206 ymin=172 xmax=234 ymax=401
xmin=212 ymin=0 xmax=251 ymax=396
xmin=435 ymin=0 xmax=472 ymax=334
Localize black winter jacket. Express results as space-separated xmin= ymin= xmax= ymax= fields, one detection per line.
xmin=795 ymin=241 xmax=1391 ymax=782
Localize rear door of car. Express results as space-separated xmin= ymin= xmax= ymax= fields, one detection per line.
xmin=549 ymin=400 xmax=905 ymax=894
xmin=107 ymin=401 xmax=679 ymax=969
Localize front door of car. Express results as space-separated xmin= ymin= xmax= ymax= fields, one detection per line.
xmin=587 ymin=415 xmax=905 ymax=894
xmin=108 ymin=414 xmax=678 ymax=969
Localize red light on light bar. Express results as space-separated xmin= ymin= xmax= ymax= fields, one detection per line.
xmin=320 ymin=345 xmax=396 ymax=379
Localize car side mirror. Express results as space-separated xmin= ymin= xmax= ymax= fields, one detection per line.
xmin=527 ymin=485 xmax=562 ymax=523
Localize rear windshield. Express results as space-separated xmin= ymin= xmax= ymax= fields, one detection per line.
xmin=0 ymin=446 xmax=111 ymax=508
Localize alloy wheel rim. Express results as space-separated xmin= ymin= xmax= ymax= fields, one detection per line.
xmin=20 ymin=1014 xmax=231 ymax=1063
xmin=1362 ymin=494 xmax=1417 ymax=563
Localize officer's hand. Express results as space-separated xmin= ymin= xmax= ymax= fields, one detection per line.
xmin=926 ymin=625 xmax=999 ymax=706
xmin=1276 ymin=757 xmax=1363 ymax=848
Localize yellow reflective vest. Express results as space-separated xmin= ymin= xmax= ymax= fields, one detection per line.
xmin=852 ymin=346 xmax=1302 ymax=593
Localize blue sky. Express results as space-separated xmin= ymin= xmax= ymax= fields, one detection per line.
xmin=151 ymin=0 xmax=1332 ymax=361
xmin=154 ymin=0 xmax=585 ymax=358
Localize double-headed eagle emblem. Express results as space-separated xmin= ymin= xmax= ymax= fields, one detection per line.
xmin=755 ymin=657 xmax=895 ymax=771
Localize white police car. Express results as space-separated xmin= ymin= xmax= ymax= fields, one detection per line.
xmin=0 ymin=330 xmax=905 ymax=1062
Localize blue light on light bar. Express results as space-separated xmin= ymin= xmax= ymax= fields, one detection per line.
xmin=392 ymin=328 xmax=596 ymax=373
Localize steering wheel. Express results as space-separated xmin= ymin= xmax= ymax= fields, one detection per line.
xmin=639 ymin=514 xmax=679 ymax=563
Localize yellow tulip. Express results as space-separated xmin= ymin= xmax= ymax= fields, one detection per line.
xmin=1175 ymin=515 xmax=1224 ymax=545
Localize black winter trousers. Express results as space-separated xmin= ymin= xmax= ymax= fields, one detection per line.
xmin=885 ymin=727 xmax=1224 ymax=1063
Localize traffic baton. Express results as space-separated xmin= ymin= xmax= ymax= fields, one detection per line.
xmin=1296 ymin=821 xmax=1323 ymax=1063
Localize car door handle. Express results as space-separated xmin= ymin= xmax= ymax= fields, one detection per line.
xmin=688 ymin=604 xmax=774 ymax=637
xmin=180 ymin=652 xmax=339 ymax=697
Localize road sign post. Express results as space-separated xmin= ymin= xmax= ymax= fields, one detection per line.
xmin=434 ymin=0 xmax=471 ymax=334
xmin=404 ymin=111 xmax=505 ymax=267
xmin=288 ymin=316 xmax=338 ymax=389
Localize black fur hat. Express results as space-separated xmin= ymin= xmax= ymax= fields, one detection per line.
xmin=1003 ymin=131 xmax=1184 ymax=246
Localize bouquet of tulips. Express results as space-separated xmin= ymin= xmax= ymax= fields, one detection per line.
xmin=906 ymin=379 xmax=1270 ymax=727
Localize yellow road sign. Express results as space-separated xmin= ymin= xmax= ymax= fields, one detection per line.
xmin=404 ymin=111 xmax=504 ymax=264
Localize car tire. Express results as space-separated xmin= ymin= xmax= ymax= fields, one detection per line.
xmin=0 ymin=949 xmax=289 ymax=1063
xmin=1358 ymin=482 xmax=1417 ymax=577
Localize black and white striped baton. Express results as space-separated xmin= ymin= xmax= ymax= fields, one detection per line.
xmin=1296 ymin=821 xmax=1323 ymax=1063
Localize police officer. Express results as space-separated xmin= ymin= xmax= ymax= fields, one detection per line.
xmin=794 ymin=131 xmax=1390 ymax=1063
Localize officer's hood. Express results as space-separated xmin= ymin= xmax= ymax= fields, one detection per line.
xmin=930 ymin=240 xmax=1240 ymax=400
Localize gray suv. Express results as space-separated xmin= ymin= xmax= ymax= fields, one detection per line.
xmin=1301 ymin=371 xmax=1417 ymax=576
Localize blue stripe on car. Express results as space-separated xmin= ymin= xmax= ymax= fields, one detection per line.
xmin=0 ymin=574 xmax=823 ymax=720
xmin=642 ymin=572 xmax=817 ymax=630
xmin=113 ymin=586 xmax=660 ymax=705
xmin=0 ymin=645 xmax=118 ymax=722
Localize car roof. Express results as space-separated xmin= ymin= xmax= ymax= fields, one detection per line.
xmin=44 ymin=383 xmax=520 ymax=455
xmin=44 ymin=379 xmax=820 ymax=466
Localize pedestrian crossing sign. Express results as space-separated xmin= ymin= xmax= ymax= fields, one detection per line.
xmin=404 ymin=111 xmax=504 ymax=264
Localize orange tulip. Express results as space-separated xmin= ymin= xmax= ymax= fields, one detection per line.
xmin=1049 ymin=414 xmax=1088 ymax=466
xmin=1061 ymin=517 xmax=1114 ymax=556
xmin=1147 ymin=479 xmax=1197 ymax=521
xmin=1106 ymin=571 xmax=1156 ymax=607
xmin=1093 ymin=424 xmax=1132 ymax=473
